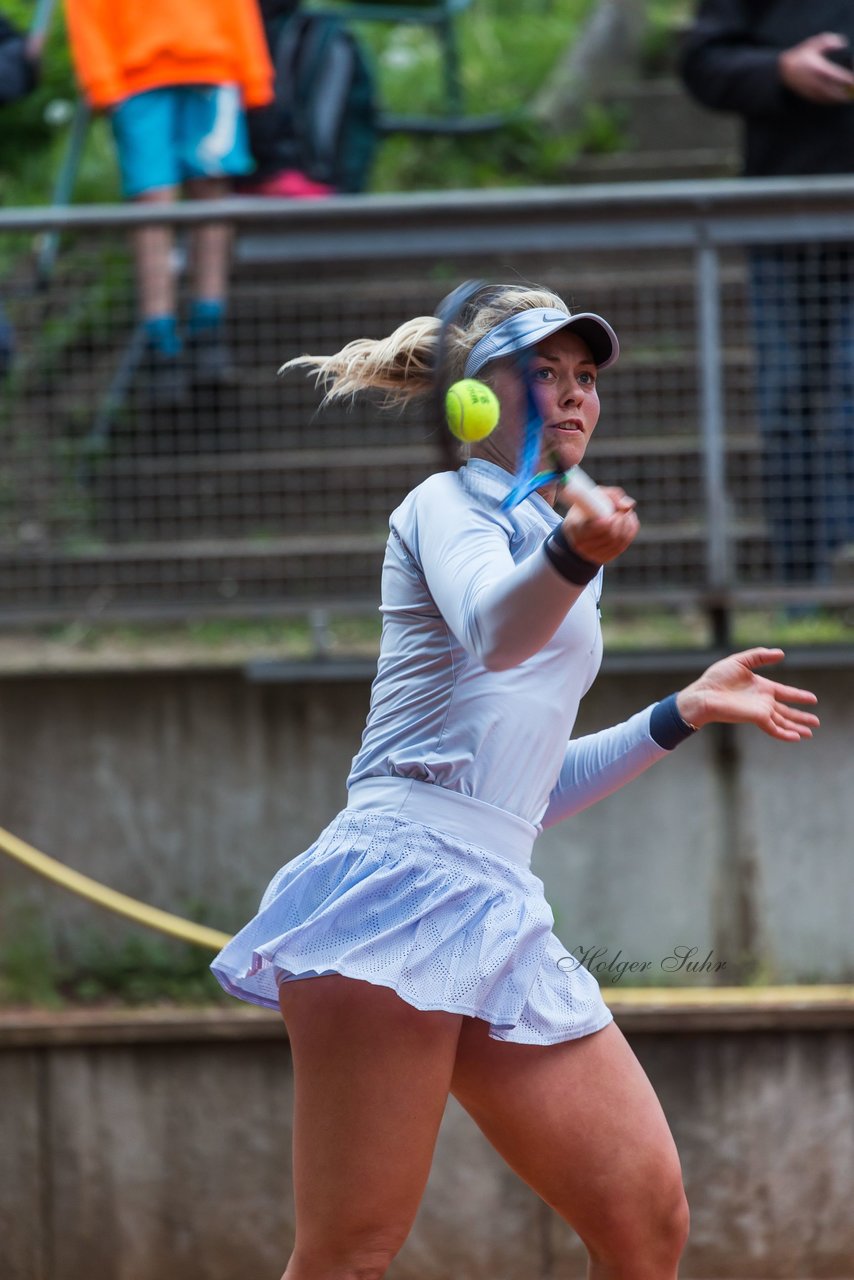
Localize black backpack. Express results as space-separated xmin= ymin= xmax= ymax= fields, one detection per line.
xmin=271 ymin=11 xmax=379 ymax=194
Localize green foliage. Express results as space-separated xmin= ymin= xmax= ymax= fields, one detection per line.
xmin=360 ymin=0 xmax=593 ymax=118
xmin=0 ymin=905 xmax=63 ymax=1007
xmin=372 ymin=113 xmax=584 ymax=193
xmin=365 ymin=0 xmax=597 ymax=191
xmin=0 ymin=3 xmax=78 ymax=184
xmin=0 ymin=906 xmax=229 ymax=1008
xmin=733 ymin=608 xmax=854 ymax=647
xmin=640 ymin=0 xmax=695 ymax=76
xmin=61 ymin=929 xmax=228 ymax=1006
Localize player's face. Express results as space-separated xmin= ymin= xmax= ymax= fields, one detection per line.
xmin=474 ymin=330 xmax=601 ymax=487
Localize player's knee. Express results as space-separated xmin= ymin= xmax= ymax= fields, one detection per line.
xmin=288 ymin=1224 xmax=409 ymax=1280
xmin=655 ymin=1182 xmax=691 ymax=1262
xmin=584 ymin=1169 xmax=690 ymax=1271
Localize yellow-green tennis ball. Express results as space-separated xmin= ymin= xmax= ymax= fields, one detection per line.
xmin=445 ymin=379 xmax=500 ymax=442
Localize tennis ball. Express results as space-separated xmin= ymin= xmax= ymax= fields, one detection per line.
xmin=445 ymin=379 xmax=500 ymax=442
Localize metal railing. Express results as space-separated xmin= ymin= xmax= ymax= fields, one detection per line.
xmin=2 ymin=177 xmax=854 ymax=639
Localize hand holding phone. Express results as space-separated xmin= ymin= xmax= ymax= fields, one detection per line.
xmin=780 ymin=32 xmax=854 ymax=103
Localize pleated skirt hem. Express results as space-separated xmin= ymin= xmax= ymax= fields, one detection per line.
xmin=210 ymin=805 xmax=613 ymax=1047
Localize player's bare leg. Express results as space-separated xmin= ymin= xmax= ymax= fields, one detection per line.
xmin=451 ymin=1017 xmax=689 ymax=1279
xmin=278 ymin=974 xmax=463 ymax=1280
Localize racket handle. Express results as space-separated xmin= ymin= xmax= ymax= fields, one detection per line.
xmin=562 ymin=467 xmax=615 ymax=519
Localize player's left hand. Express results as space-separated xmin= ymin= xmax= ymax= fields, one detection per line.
xmin=675 ymin=648 xmax=819 ymax=742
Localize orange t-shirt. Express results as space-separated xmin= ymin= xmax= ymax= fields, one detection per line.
xmin=64 ymin=0 xmax=274 ymax=110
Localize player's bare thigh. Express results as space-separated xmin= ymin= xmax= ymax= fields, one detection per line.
xmin=278 ymin=974 xmax=463 ymax=1280
xmin=450 ymin=1017 xmax=689 ymax=1274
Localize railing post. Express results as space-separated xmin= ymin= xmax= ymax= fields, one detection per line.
xmin=696 ymin=236 xmax=732 ymax=646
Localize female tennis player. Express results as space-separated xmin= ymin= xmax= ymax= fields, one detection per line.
xmin=212 ymin=283 xmax=819 ymax=1280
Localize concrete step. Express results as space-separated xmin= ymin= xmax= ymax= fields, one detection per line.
xmin=568 ymin=148 xmax=738 ymax=184
xmin=601 ymin=79 xmax=738 ymax=155
xmin=568 ymin=77 xmax=740 ymax=184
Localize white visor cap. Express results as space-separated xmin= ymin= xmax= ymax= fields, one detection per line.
xmin=463 ymin=308 xmax=619 ymax=379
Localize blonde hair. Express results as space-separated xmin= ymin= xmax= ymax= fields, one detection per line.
xmin=279 ymin=285 xmax=570 ymax=408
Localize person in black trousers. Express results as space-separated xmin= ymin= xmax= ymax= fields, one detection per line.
xmin=682 ymin=2 xmax=854 ymax=584
xmin=0 ymin=13 xmax=43 ymax=378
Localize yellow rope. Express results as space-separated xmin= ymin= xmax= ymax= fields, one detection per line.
xmin=0 ymin=825 xmax=231 ymax=952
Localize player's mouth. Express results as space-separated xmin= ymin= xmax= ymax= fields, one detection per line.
xmin=548 ymin=419 xmax=584 ymax=433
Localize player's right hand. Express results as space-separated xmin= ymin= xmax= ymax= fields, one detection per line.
xmin=563 ymin=487 xmax=639 ymax=566
xmin=779 ymin=33 xmax=854 ymax=103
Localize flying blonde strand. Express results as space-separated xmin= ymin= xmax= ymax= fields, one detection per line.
xmin=278 ymin=286 xmax=570 ymax=409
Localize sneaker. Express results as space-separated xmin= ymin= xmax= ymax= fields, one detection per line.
xmin=187 ymin=328 xmax=241 ymax=388
xmin=240 ymin=169 xmax=336 ymax=199
xmin=139 ymin=346 xmax=189 ymax=408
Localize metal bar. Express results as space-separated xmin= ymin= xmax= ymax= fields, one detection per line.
xmin=233 ymin=221 xmax=701 ymax=264
xmin=377 ymin=111 xmax=508 ymax=135
xmin=2 ymin=193 xmax=852 ymax=275
xmin=34 ymin=98 xmax=91 ymax=289
xmin=310 ymin=2 xmax=449 ymax=23
xmin=30 ymin=0 xmax=59 ymax=37
xmin=4 ymin=174 xmax=854 ymax=234
xmin=695 ymin=239 xmax=731 ymax=627
xmin=78 ymin=322 xmax=148 ymax=470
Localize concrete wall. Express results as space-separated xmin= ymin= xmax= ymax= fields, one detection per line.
xmin=0 ymin=660 xmax=852 ymax=981
xmin=2 ymin=1002 xmax=853 ymax=1280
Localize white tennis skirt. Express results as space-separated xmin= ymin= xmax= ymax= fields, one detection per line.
xmin=210 ymin=777 xmax=613 ymax=1045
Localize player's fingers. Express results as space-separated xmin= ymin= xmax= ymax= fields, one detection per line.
xmin=765 ymin=711 xmax=804 ymax=742
xmin=771 ymin=699 xmax=818 ymax=733
xmin=600 ymin=486 xmax=636 ymax=512
xmin=583 ymin=511 xmax=639 ymax=554
xmin=774 ymin=700 xmax=820 ymax=725
xmin=737 ymin=646 xmax=786 ymax=669
xmin=776 ymin=705 xmax=821 ymax=728
xmin=620 ymin=513 xmax=641 ymax=545
xmin=571 ymin=506 xmax=637 ymax=542
xmin=769 ymin=680 xmax=819 ymax=705
xmin=614 ymin=508 xmax=640 ymax=533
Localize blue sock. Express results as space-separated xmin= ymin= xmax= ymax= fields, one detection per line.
xmin=189 ymin=299 xmax=225 ymax=334
xmin=144 ymin=314 xmax=182 ymax=356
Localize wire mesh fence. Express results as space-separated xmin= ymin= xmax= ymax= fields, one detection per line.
xmin=1 ymin=186 xmax=853 ymax=633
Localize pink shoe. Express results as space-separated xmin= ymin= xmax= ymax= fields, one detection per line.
xmin=240 ymin=170 xmax=337 ymax=198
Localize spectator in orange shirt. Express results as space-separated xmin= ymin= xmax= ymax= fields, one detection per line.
xmin=65 ymin=0 xmax=274 ymax=405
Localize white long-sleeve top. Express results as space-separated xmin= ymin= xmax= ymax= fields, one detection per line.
xmin=347 ymin=458 xmax=680 ymax=829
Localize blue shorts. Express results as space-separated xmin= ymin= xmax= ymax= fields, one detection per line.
xmin=111 ymin=84 xmax=253 ymax=198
